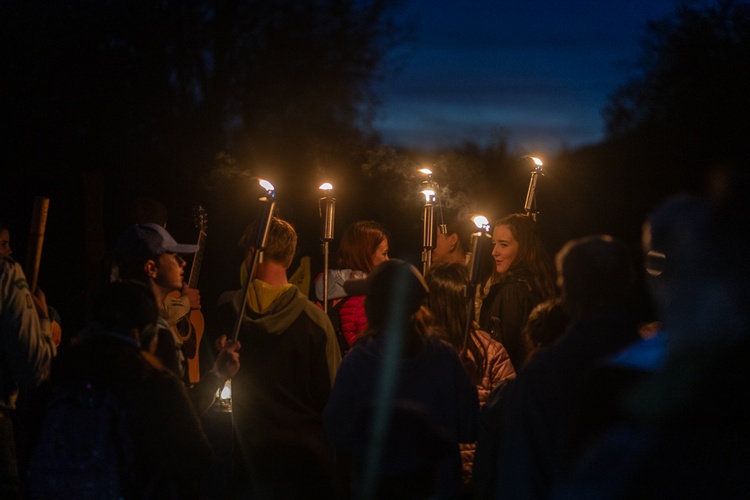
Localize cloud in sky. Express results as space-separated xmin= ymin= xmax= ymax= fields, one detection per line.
xmin=373 ymin=0 xmax=679 ymax=154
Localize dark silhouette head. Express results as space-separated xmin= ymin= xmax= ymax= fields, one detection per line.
xmin=126 ymin=197 xmax=168 ymax=227
xmin=522 ymin=296 xmax=570 ymax=360
xmin=345 ymin=259 xmax=428 ymax=330
xmin=92 ymin=280 xmax=158 ymax=335
xmin=556 ymin=235 xmax=635 ymax=320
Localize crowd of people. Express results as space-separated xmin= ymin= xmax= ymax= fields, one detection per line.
xmin=2 ymin=163 xmax=749 ymax=499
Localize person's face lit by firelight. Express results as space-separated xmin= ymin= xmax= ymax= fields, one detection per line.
xmin=491 ymin=224 xmax=518 ymax=275
xmin=371 ymin=239 xmax=389 ymax=269
xmin=152 ymin=252 xmax=186 ymax=292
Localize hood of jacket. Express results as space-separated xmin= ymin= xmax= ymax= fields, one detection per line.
xmin=226 ymin=280 xmax=311 ymax=336
xmin=314 ymin=268 xmax=366 ymax=302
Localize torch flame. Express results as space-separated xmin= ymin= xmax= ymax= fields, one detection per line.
xmin=529 ymin=156 xmax=543 ymax=167
xmin=421 ymin=188 xmax=436 ymax=202
xmin=472 ymin=215 xmax=490 ymax=231
xmin=259 ymin=179 xmax=275 ymax=193
xmin=319 ymin=182 xmax=333 ymax=191
xmin=419 ymin=168 xmax=433 ymax=176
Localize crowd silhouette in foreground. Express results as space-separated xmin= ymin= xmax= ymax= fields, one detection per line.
xmin=1 ymin=160 xmax=749 ymax=499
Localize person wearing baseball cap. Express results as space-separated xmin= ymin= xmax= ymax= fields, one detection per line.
xmin=115 ymin=223 xmax=240 ymax=412
xmin=116 ymin=223 xmax=199 ymax=262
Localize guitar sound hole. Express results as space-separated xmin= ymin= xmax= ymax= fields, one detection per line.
xmin=177 ymin=319 xmax=197 ymax=359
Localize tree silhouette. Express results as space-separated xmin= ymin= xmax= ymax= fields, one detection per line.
xmin=0 ymin=0 xmax=410 ymax=331
xmin=532 ymin=0 xmax=750 ymax=257
xmin=604 ymin=0 xmax=750 ymax=166
xmin=1 ymin=0 xmax=409 ymax=181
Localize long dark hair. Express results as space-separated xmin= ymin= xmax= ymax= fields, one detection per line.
xmin=492 ymin=213 xmax=556 ymax=299
xmin=359 ymin=306 xmax=437 ymax=358
xmin=425 ymin=262 xmax=487 ymax=383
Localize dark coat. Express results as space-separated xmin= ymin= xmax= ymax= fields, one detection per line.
xmin=325 ymin=334 xmax=480 ymax=499
xmin=493 ymin=308 xmax=639 ymax=499
xmin=478 ymin=270 xmax=546 ymax=370
xmin=36 ymin=331 xmax=213 ymax=499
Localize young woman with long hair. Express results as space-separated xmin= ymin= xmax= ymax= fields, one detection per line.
xmin=425 ymin=262 xmax=515 ymax=496
xmin=313 ymin=220 xmax=389 ymax=353
xmin=478 ymin=213 xmax=557 ymax=370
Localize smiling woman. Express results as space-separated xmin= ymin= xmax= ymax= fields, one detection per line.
xmin=477 ymin=213 xmax=556 ymax=370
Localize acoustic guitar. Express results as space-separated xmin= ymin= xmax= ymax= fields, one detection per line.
xmin=172 ymin=206 xmax=207 ymax=384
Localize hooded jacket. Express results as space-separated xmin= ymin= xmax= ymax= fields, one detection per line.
xmin=218 ymin=280 xmax=341 ymax=446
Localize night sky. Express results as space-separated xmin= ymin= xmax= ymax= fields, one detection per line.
xmin=374 ymin=0 xmax=679 ymax=155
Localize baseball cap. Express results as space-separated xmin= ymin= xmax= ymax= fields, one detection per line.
xmin=116 ymin=223 xmax=199 ymax=262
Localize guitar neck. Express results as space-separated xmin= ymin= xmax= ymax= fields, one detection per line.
xmin=187 ymin=230 xmax=207 ymax=289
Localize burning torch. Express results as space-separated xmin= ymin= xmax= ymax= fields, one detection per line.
xmin=319 ymin=183 xmax=335 ymax=313
xmin=419 ymin=168 xmax=444 ymax=275
xmin=524 ymin=156 xmax=544 ymax=221
xmin=230 ymin=178 xmax=276 ymax=342
xmin=464 ymin=215 xmax=492 ymax=344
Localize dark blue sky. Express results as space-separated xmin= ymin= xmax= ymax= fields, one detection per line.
xmin=373 ymin=0 xmax=679 ymax=156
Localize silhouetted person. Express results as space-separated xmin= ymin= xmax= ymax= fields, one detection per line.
xmin=424 ymin=261 xmax=515 ymax=496
xmin=521 ymin=296 xmax=571 ymax=364
xmin=553 ymin=182 xmax=750 ymax=498
xmin=493 ymin=235 xmax=640 ymax=499
xmin=472 ymin=295 xmax=569 ymax=499
xmin=126 ymin=197 xmax=168 ymax=228
xmin=325 ymin=259 xmax=480 ymax=499
xmin=27 ymin=281 xmax=212 ymax=499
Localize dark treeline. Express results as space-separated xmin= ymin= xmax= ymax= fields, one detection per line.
xmin=2 ymin=0 xmax=750 ymax=337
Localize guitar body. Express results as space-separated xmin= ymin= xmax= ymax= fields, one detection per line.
xmin=173 ymin=308 xmax=204 ymax=383
xmin=169 ymin=206 xmax=208 ymax=384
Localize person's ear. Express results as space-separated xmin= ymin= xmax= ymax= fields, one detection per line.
xmin=143 ymin=259 xmax=158 ymax=279
xmin=244 ymin=247 xmax=256 ymax=267
xmin=449 ymin=233 xmax=459 ymax=251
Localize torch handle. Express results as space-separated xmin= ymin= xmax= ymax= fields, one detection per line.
xmin=524 ymin=170 xmax=540 ymax=221
xmin=319 ymin=196 xmax=335 ymax=313
xmin=422 ymin=203 xmax=434 ymax=275
xmin=25 ymin=196 xmax=50 ymax=292
xmin=464 ymin=230 xmax=491 ymax=347
xmin=322 ymin=241 xmax=330 ymax=314
xmin=230 ymin=199 xmax=276 ymax=342
xmin=321 ymin=197 xmax=336 ymax=242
